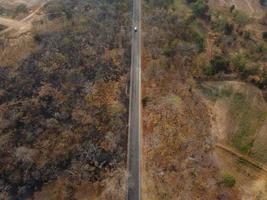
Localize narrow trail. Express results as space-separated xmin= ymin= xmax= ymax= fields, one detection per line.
xmin=215 ymin=143 xmax=267 ymax=173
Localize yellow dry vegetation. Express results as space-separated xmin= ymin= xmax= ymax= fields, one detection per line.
xmin=86 ymin=80 xmax=120 ymax=108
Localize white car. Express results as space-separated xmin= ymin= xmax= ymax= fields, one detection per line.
xmin=134 ymin=27 xmax=138 ymax=32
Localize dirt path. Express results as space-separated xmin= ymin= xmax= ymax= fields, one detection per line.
xmin=0 ymin=0 xmax=49 ymax=35
xmin=0 ymin=17 xmax=25 ymax=27
xmin=21 ymin=1 xmax=48 ymax=22
xmin=215 ymin=143 xmax=267 ymax=173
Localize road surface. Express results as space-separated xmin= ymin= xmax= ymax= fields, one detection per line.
xmin=127 ymin=0 xmax=141 ymax=199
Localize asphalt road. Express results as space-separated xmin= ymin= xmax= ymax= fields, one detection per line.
xmin=127 ymin=0 xmax=141 ymax=199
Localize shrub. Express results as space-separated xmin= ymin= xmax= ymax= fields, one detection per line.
xmin=203 ymin=65 xmax=215 ymax=76
xmin=243 ymin=65 xmax=260 ymax=78
xmin=191 ymin=0 xmax=209 ymax=18
xmin=223 ymin=174 xmax=236 ymax=188
xmin=256 ymin=43 xmax=267 ymax=53
xmin=33 ymin=33 xmax=43 ymax=43
xmin=262 ymin=32 xmax=267 ymax=40
xmin=258 ymin=71 xmax=267 ymax=89
xmin=230 ymin=5 xmax=235 ymax=13
xmin=196 ymin=36 xmax=205 ymax=52
xmin=16 ymin=4 xmax=28 ymax=14
xmin=262 ymin=76 xmax=267 ymax=88
xmin=232 ymin=53 xmax=247 ymax=71
xmin=147 ymin=0 xmax=174 ymax=7
xmin=233 ymin=10 xmax=249 ymax=27
xmin=191 ymin=32 xmax=205 ymax=52
xmin=142 ymin=96 xmax=150 ymax=107
xmin=262 ymin=13 xmax=267 ymax=25
xmin=163 ymin=39 xmax=178 ymax=57
xmin=224 ymin=22 xmax=234 ymax=35
xmin=186 ymin=0 xmax=197 ymax=3
xmin=243 ymin=31 xmax=251 ymax=40
xmin=211 ymin=55 xmax=229 ymax=73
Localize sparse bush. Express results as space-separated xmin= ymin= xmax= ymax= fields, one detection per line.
xmin=212 ymin=15 xmax=229 ymax=32
xmin=262 ymin=32 xmax=267 ymax=40
xmin=223 ymin=174 xmax=236 ymax=188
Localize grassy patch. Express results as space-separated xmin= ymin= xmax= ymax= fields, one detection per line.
xmin=198 ymin=84 xmax=220 ymax=101
xmin=230 ymin=93 xmax=267 ymax=154
xmin=197 ymin=83 xmax=233 ymax=101
xmin=199 ymin=83 xmax=267 ymax=156
xmin=174 ymin=0 xmax=192 ymax=18
xmin=161 ymin=94 xmax=181 ymax=107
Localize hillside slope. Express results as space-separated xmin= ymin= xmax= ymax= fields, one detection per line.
xmin=142 ymin=0 xmax=267 ymax=199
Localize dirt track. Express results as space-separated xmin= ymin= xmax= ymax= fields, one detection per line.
xmin=0 ymin=0 xmax=48 ymax=35
xmin=216 ymin=143 xmax=267 ymax=173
